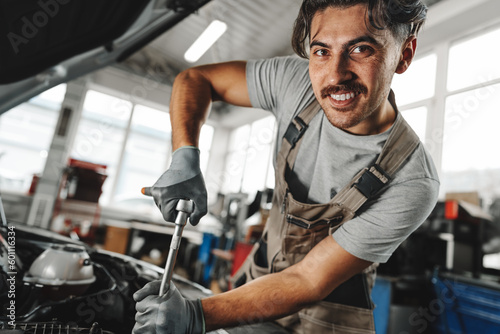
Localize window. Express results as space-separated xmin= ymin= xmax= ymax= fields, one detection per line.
xmin=71 ymin=90 xmax=133 ymax=205
xmin=241 ymin=116 xmax=276 ymax=195
xmin=222 ymin=116 xmax=276 ymax=196
xmin=447 ymin=27 xmax=500 ymax=92
xmin=0 ymin=84 xmax=66 ymax=192
xmin=441 ymin=83 xmax=500 ymax=204
xmin=113 ymin=104 xmax=172 ymax=203
xmin=71 ymin=90 xmax=214 ymax=207
xmin=199 ymin=125 xmax=215 ymax=175
xmin=437 ymin=25 xmax=500 ymax=207
xmin=222 ymin=125 xmax=251 ymax=194
xmin=401 ymin=106 xmax=427 ymax=143
xmin=392 ymin=53 xmax=437 ymax=106
xmin=390 ymin=53 xmax=436 ymax=149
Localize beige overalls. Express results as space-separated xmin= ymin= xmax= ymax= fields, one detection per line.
xmin=232 ymin=93 xmax=420 ymax=333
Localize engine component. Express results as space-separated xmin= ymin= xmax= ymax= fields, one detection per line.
xmin=23 ymin=244 xmax=95 ymax=300
xmin=0 ymin=321 xmax=114 ymax=333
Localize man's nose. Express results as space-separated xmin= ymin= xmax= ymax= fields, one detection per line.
xmin=326 ymin=54 xmax=353 ymax=85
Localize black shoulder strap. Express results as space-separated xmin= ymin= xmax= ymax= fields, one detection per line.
xmin=280 ymin=99 xmax=321 ymax=170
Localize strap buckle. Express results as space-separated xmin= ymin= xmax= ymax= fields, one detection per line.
xmin=284 ymin=116 xmax=308 ymax=148
xmin=354 ymin=165 xmax=390 ymax=198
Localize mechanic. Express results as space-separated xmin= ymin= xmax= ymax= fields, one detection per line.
xmin=133 ymin=0 xmax=439 ymax=333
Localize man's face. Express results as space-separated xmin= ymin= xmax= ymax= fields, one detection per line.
xmin=309 ymin=4 xmax=408 ymax=135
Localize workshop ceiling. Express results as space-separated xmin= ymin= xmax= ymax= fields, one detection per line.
xmin=152 ymin=0 xmax=302 ymax=70
xmin=121 ymin=0 xmax=446 ymax=80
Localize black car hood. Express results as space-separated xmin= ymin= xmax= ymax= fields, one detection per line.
xmin=0 ymin=0 xmax=210 ymax=115
xmin=1 ymin=0 xmax=150 ymax=84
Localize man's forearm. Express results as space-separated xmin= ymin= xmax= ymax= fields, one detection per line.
xmin=200 ymin=236 xmax=372 ymax=332
xmin=170 ymin=68 xmax=213 ymax=150
xmin=169 ymin=61 xmax=250 ymax=151
xmin=200 ymin=266 xmax=319 ymax=332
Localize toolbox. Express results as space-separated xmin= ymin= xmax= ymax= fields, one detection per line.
xmin=431 ymin=270 xmax=500 ymax=333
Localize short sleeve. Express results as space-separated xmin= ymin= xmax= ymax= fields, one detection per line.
xmin=246 ymin=56 xmax=311 ymax=114
xmin=332 ymin=176 xmax=440 ymax=263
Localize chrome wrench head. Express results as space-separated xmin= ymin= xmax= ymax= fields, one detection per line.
xmin=176 ymin=199 xmax=194 ymax=216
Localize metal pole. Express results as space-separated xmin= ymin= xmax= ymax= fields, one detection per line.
xmin=159 ymin=199 xmax=194 ymax=296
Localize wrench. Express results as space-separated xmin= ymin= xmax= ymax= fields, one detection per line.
xmin=159 ymin=199 xmax=194 ymax=296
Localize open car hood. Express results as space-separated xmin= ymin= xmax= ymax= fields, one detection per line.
xmin=0 ymin=0 xmax=210 ymax=115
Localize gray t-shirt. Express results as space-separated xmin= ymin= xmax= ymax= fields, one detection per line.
xmin=246 ymin=56 xmax=440 ymax=263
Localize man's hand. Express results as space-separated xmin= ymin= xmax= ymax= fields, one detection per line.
xmin=143 ymin=146 xmax=207 ymax=225
xmin=133 ymin=280 xmax=205 ymax=334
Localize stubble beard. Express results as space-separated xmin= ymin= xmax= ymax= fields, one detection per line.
xmin=323 ymin=103 xmax=369 ymax=130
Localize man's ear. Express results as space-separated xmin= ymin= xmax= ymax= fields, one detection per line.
xmin=396 ymin=36 xmax=417 ymax=74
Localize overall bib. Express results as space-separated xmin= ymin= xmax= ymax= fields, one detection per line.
xmin=232 ymin=94 xmax=419 ymax=333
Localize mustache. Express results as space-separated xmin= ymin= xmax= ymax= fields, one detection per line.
xmin=320 ymin=83 xmax=367 ymax=98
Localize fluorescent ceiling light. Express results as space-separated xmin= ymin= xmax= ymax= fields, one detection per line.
xmin=184 ymin=20 xmax=227 ymax=63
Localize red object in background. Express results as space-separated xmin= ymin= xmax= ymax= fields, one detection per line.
xmin=228 ymin=242 xmax=254 ymax=290
xmin=230 ymin=242 xmax=254 ymax=277
xmin=28 ymin=174 xmax=40 ymax=195
xmin=68 ymin=158 xmax=107 ymax=173
xmin=66 ymin=158 xmax=107 ymax=203
xmin=445 ymin=200 xmax=459 ymax=220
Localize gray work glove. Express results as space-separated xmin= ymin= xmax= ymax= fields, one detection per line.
xmin=143 ymin=146 xmax=207 ymax=225
xmin=132 ymin=280 xmax=205 ymax=334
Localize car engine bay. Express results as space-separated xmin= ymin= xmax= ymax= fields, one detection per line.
xmin=0 ymin=223 xmax=210 ymax=333
xmin=0 ymin=222 xmax=289 ymax=334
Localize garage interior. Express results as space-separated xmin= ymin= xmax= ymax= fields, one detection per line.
xmin=1 ymin=0 xmax=500 ymax=333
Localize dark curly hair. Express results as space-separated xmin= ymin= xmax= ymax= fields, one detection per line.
xmin=292 ymin=0 xmax=427 ymax=58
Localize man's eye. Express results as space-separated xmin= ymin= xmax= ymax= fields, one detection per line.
xmin=351 ymin=45 xmax=374 ymax=56
xmin=313 ymin=49 xmax=328 ymax=56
